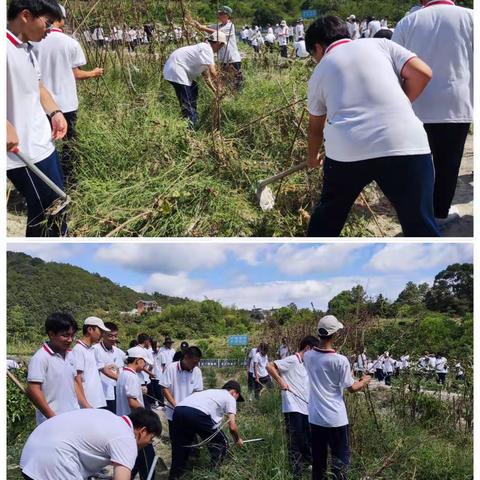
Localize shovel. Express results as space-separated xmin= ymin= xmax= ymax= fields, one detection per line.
xmin=11 ymin=146 xmax=71 ymax=215
xmin=256 ymin=161 xmax=308 ymax=211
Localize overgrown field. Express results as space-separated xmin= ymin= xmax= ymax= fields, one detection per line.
xmin=7 ymin=366 xmax=473 ymax=480
xmin=63 ymin=41 xmax=378 ymax=237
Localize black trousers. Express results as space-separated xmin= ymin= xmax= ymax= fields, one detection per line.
xmin=254 ymin=375 xmax=273 ymax=399
xmin=131 ymin=443 xmax=156 ymax=480
xmin=247 ymin=371 xmax=255 ymax=393
xmin=437 ymin=372 xmax=447 ymax=385
xmin=169 ymin=80 xmax=199 ymax=128
xmin=307 ymin=154 xmax=440 ymax=237
xmin=284 ymin=412 xmax=312 ymax=477
xmin=423 ymin=123 xmax=470 ymax=218
xmin=311 ymin=424 xmax=349 ymax=480
xmin=169 ymin=406 xmax=229 ymax=479
xmin=60 ymin=110 xmax=77 ymax=183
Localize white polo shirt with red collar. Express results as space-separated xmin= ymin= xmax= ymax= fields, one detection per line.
xmin=93 ymin=342 xmax=126 ymax=401
xmin=72 ymin=340 xmax=106 ymax=408
xmin=31 ymin=28 xmax=87 ymax=113
xmin=116 ymin=366 xmax=144 ymax=416
xmin=307 ymin=38 xmax=430 ymax=162
xmin=392 ymin=0 xmax=473 ymax=123
xmin=20 ymin=409 xmax=137 ymax=479
xmin=303 ymin=347 xmax=354 ymax=427
xmin=27 ymin=342 xmax=79 ymax=425
xmin=274 ymin=353 xmax=309 ymax=415
xmin=160 ymin=360 xmax=204 ymax=421
xmin=6 ymin=30 xmax=55 ymax=170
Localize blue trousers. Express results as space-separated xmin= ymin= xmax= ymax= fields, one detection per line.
xmin=169 ymin=406 xmax=228 ymax=479
xmin=169 ymin=80 xmax=199 ymax=128
xmin=7 ymin=149 xmax=67 ymax=237
xmin=311 ymin=424 xmax=349 ymax=480
xmin=307 ymin=154 xmax=440 ymax=237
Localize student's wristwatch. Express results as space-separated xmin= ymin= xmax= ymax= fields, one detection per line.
xmin=48 ymin=110 xmax=63 ymax=120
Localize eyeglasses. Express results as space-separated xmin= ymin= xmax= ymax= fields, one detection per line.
xmin=39 ymin=16 xmax=54 ymax=29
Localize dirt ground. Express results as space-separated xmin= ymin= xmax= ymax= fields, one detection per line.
xmin=7 ymin=134 xmax=473 ymax=238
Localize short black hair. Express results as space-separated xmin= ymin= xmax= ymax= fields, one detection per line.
xmin=137 ymin=333 xmax=149 ymax=344
xmin=305 ymin=15 xmax=349 ymax=53
xmin=104 ymin=322 xmax=118 ymax=332
xmin=129 ymin=339 xmax=139 ymax=348
xmin=7 ymin=0 xmax=63 ymax=21
xmin=128 ymin=408 xmax=162 ymax=436
xmin=299 ymin=335 xmax=320 ymax=351
xmin=126 ymin=356 xmax=142 ymax=364
xmin=184 ymin=346 xmax=202 ymax=359
xmin=45 ymin=312 xmax=78 ymax=335
xmin=374 ymin=29 xmax=393 ymax=40
xmin=82 ymin=324 xmax=99 ymax=335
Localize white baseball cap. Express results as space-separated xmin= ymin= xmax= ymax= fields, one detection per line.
xmin=127 ymin=346 xmax=150 ymax=362
xmin=208 ymin=30 xmax=227 ymax=44
xmin=84 ymin=316 xmax=110 ymax=332
xmin=59 ymin=4 xmax=66 ymax=18
xmin=317 ymin=315 xmax=344 ymax=336
xmin=280 ymin=20 xmax=287 ymax=26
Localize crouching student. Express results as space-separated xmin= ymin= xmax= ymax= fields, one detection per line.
xmin=304 ymin=315 xmax=371 ymax=480
xmin=20 ymin=407 xmax=161 ymax=480
xmin=267 ymin=335 xmax=320 ymax=478
xmin=304 ymin=15 xmax=440 ymax=237
xmin=169 ymin=380 xmax=244 ymax=479
xmin=116 ymin=346 xmax=156 ymax=480
xmin=163 ymin=31 xmax=226 ymax=128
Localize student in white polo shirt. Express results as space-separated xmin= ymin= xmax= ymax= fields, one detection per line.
xmin=137 ymin=333 xmax=156 ymax=408
xmin=161 ymin=346 xmax=204 ymax=434
xmin=305 ymin=15 xmax=440 ymax=238
xmin=116 ymin=346 xmax=156 ymax=480
xmin=20 ymin=407 xmax=162 ymax=480
xmin=7 ymin=0 xmax=68 ymax=237
xmin=31 ymin=4 xmax=103 ymax=181
xmin=169 ymin=381 xmax=244 ymax=479
xmin=435 ymin=352 xmax=448 ymax=385
xmin=193 ymin=6 xmax=244 ymax=91
xmin=27 ymin=312 xmax=79 ymax=425
xmin=267 ymin=336 xmax=320 ymax=478
xmin=304 ymin=315 xmax=371 ymax=480
xmin=163 ymin=31 xmax=226 ymax=128
xmin=72 ymin=316 xmax=114 ymax=409
xmin=246 ymin=344 xmax=258 ymax=399
xmin=253 ymin=343 xmax=273 ymax=398
xmin=93 ymin=322 xmax=125 ymax=414
xmin=392 ymin=1 xmax=473 ymax=227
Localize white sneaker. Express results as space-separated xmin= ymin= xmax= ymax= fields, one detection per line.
xmin=436 ymin=206 xmax=460 ymax=227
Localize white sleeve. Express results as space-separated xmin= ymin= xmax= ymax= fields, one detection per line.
xmin=253 ymin=353 xmax=260 ymax=364
xmin=339 ymin=358 xmax=354 ymax=389
xmin=27 ymin=352 xmax=46 ymax=383
xmin=274 ymin=356 xmax=294 ymax=374
xmin=199 ymin=44 xmax=215 ymax=65
xmin=94 ymin=348 xmax=105 ymax=369
xmin=193 ymin=368 xmax=204 ymax=391
xmin=108 ymin=435 xmax=137 ymax=470
xmin=30 ymin=50 xmax=42 ymax=80
xmin=70 ymin=39 xmax=87 ymax=68
xmin=125 ymin=374 xmax=140 ymax=399
xmin=73 ymin=347 xmax=85 ymax=372
xmin=384 ymin=38 xmax=416 ymax=77
xmin=225 ymin=394 xmax=236 ymax=415
xmin=160 ymin=365 xmax=173 ymax=388
xmin=307 ymin=73 xmax=327 ymax=116
xmin=391 ymin=19 xmax=407 ymax=47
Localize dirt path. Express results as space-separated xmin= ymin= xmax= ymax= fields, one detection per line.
xmin=364 ymin=133 xmax=473 ymax=237
xmin=7 ymin=134 xmax=473 ymax=238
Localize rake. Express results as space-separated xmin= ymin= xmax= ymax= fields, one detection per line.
xmin=256 ymin=161 xmax=308 ymax=211
xmin=11 ymin=146 xmax=71 ymax=215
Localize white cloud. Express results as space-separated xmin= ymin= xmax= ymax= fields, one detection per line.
xmin=273 ymin=244 xmax=367 ymax=275
xmin=368 ymin=244 xmax=473 ymax=273
xmin=143 ymin=272 xmax=206 ymax=298
xmin=95 ymin=244 xmax=228 ymax=274
xmin=7 ymin=243 xmax=83 ymax=262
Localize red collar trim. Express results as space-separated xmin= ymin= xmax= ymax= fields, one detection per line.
xmin=7 ymin=31 xmax=22 ymax=46
xmin=424 ymin=0 xmax=455 ymax=6
xmin=325 ymin=39 xmax=352 ymax=55
xmin=121 ymin=415 xmax=133 ymax=429
xmin=77 ymin=340 xmax=90 ymax=349
xmin=100 ymin=341 xmax=112 ymax=352
xmin=49 ymin=28 xmax=63 ymax=33
xmin=313 ymin=347 xmax=336 ymax=354
xmin=43 ymin=343 xmax=55 ymax=355
xmin=295 ymin=352 xmax=303 ymax=363
xmin=124 ymin=367 xmax=136 ymax=374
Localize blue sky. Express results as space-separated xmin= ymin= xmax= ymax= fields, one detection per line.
xmin=7 ymin=242 xmax=473 ymax=309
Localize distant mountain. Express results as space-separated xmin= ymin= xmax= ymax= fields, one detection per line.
xmin=7 ymin=251 xmax=186 ymax=338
